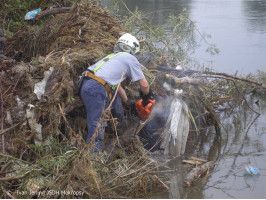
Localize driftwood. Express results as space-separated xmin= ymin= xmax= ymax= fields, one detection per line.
xmin=190 ymin=157 xmax=207 ymax=163
xmin=182 ymin=157 xmax=207 ymax=165
xmin=35 ymin=7 xmax=73 ymax=20
xmin=183 ymin=161 xmax=215 ymax=187
xmin=168 ymin=74 xmax=203 ymax=85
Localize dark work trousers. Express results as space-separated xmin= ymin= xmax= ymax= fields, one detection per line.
xmin=80 ymin=78 xmax=124 ymax=150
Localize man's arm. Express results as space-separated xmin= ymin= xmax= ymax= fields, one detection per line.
xmin=138 ymin=78 xmax=149 ymax=95
xmin=117 ymin=86 xmax=128 ymax=104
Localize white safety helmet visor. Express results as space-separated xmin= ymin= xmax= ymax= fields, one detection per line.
xmin=117 ymin=33 xmax=140 ymax=54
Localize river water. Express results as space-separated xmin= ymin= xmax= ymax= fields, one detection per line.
xmin=121 ymin=1 xmax=266 ymax=198
xmin=100 ymin=0 xmax=266 ymax=198
xmin=108 ymin=0 xmax=266 ymax=74
xmin=146 ymin=97 xmax=266 ymax=199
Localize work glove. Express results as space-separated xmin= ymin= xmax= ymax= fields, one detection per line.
xmin=139 ymin=89 xmax=154 ymax=106
xmin=125 ymin=100 xmax=137 ymax=116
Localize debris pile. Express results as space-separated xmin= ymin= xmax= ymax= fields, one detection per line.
xmin=0 ymin=3 xmax=160 ymax=198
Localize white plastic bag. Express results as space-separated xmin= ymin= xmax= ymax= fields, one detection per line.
xmin=160 ymin=98 xmax=189 ymax=156
xmin=34 ymin=67 xmax=54 ymax=100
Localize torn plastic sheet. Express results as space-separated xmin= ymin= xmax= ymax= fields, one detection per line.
xmin=26 ymin=104 xmax=43 ymax=146
xmin=15 ymin=95 xmax=26 ymax=120
xmin=34 ymin=67 xmax=54 ymax=100
xmin=6 ymin=111 xmax=13 ymax=125
xmin=160 ymin=98 xmax=189 ymax=156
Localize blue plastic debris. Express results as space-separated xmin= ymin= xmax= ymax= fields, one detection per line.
xmin=245 ymin=165 xmax=260 ymax=175
xmin=24 ymin=8 xmax=41 ymax=21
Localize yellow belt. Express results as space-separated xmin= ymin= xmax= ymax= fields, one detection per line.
xmin=82 ymin=71 xmax=112 ymax=99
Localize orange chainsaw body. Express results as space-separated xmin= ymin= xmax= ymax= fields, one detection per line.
xmin=135 ymin=99 xmax=156 ymax=121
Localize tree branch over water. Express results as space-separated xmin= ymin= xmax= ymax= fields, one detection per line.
xmin=199 ymin=71 xmax=266 ymax=89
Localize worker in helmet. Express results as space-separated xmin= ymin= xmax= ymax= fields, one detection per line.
xmin=80 ymin=33 xmax=153 ymax=151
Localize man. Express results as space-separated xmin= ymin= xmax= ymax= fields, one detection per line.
xmin=80 ymin=33 xmax=153 ymax=151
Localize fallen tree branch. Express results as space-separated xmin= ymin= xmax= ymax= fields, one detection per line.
xmin=231 ymin=113 xmax=260 ymax=169
xmin=153 ymin=175 xmax=169 ymax=190
xmin=0 ymin=122 xmax=21 ymax=136
xmin=35 ymin=7 xmax=73 ymax=20
xmin=231 ymin=80 xmax=260 ymax=115
xmin=201 ymin=71 xmax=266 ymax=89
xmin=183 ymin=161 xmax=215 ymax=187
xmin=190 ymin=157 xmax=208 ymax=163
xmin=168 ymin=74 xmax=203 ymax=85
xmin=0 ymin=171 xmax=31 ymax=181
xmin=199 ymin=74 xmax=261 ymax=115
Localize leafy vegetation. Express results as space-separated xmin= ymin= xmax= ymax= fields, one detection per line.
xmin=0 ymin=0 xmax=76 ymax=35
xmin=102 ymin=0 xmax=219 ymax=69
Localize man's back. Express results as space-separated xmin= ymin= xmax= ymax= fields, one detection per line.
xmin=88 ymin=52 xmax=145 ymax=86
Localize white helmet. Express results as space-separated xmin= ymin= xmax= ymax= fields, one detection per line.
xmin=117 ymin=33 xmax=140 ymax=54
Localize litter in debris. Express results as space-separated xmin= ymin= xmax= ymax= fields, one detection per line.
xmin=34 ymin=67 xmax=54 ymax=99
xmin=245 ymin=165 xmax=260 ymax=175
xmin=24 ymin=8 xmax=41 ymax=20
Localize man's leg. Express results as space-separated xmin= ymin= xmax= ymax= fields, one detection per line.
xmin=81 ymin=79 xmax=110 ymax=150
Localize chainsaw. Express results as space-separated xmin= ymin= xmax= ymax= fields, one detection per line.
xmin=126 ymin=95 xmax=156 ymax=138
xmin=134 ymin=98 xmax=156 ymax=121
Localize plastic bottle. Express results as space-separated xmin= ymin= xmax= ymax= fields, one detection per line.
xmin=245 ymin=165 xmax=260 ymax=175
xmin=24 ymin=8 xmax=41 ymax=21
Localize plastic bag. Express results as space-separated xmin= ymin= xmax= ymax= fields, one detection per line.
xmin=160 ymin=98 xmax=189 ymax=156
xmin=34 ymin=67 xmax=54 ymax=99
xmin=26 ymin=104 xmax=43 ymax=146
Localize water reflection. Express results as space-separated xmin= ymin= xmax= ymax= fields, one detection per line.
xmin=242 ymin=0 xmax=266 ymax=33
xmin=101 ymin=0 xmax=192 ymax=25
xmin=201 ymin=100 xmax=266 ymax=198
xmin=121 ymin=0 xmax=192 ymax=25
xmin=101 ymin=0 xmax=266 ymax=73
